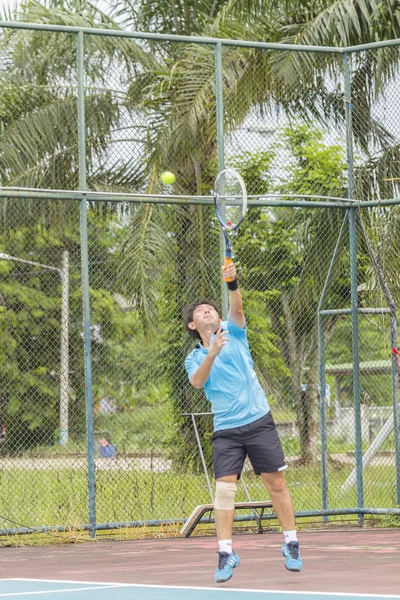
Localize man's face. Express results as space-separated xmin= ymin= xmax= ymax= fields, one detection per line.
xmin=189 ymin=304 xmax=221 ymax=335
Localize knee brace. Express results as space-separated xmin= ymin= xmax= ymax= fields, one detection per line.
xmin=214 ymin=481 xmax=237 ymax=510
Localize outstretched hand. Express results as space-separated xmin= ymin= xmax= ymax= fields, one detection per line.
xmin=209 ymin=326 xmax=229 ymax=358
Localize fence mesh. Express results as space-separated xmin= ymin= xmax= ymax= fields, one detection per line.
xmin=0 ymin=29 xmax=79 ymax=190
xmin=223 ymin=49 xmax=347 ymax=202
xmin=0 ymin=27 xmax=400 ymax=538
xmin=0 ymin=199 xmax=87 ymax=531
xmin=352 ymin=47 xmax=400 ymax=201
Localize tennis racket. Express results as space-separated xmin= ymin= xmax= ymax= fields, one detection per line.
xmin=213 ymin=168 xmax=248 ymax=282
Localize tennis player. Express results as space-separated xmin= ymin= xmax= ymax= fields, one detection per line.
xmin=184 ymin=261 xmax=302 ymax=583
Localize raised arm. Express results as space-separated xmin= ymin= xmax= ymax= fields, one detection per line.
xmin=223 ymin=262 xmax=245 ymax=329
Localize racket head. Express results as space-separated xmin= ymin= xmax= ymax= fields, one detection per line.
xmin=213 ymin=168 xmax=248 ymax=237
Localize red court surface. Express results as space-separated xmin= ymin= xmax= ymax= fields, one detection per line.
xmin=0 ymin=529 xmax=399 ymax=594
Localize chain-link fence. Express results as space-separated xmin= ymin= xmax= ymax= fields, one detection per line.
xmin=1 ymin=22 xmax=400 ymax=539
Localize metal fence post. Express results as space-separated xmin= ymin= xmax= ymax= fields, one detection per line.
xmin=59 ymin=249 xmax=69 ymax=446
xmin=390 ymin=314 xmax=400 ymax=505
xmin=318 ymin=212 xmax=349 ymax=518
xmin=349 ymin=209 xmax=364 ymax=520
xmin=344 ymin=52 xmax=364 ymax=521
xmin=77 ymin=30 xmax=97 ymax=538
xmin=358 ymin=218 xmax=400 ymax=505
xmin=215 ymin=42 xmax=229 ymax=319
xmin=317 ymin=311 xmax=328 ymax=517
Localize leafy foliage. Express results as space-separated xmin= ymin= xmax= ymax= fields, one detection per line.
xmin=1 ymin=0 xmax=399 ymax=471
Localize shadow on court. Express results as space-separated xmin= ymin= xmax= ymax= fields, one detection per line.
xmin=0 ymin=530 xmax=399 ymax=595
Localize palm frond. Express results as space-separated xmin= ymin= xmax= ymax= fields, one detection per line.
xmin=286 ymin=0 xmax=400 ymax=49
xmin=0 ymin=0 xmax=19 ymax=21
xmin=271 ymin=1 xmax=400 ymax=109
xmin=354 ymin=143 xmax=400 ymax=201
xmin=110 ymin=0 xmax=229 ymax=35
xmin=117 ymin=202 xmax=172 ymax=331
xmin=87 ymin=153 xmax=147 ymax=190
xmin=0 ymin=89 xmax=120 ymax=188
xmin=9 ymin=0 xmax=160 ymax=77
xmin=209 ymin=0 xmax=400 ymax=152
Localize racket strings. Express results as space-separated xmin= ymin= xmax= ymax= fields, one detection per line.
xmin=215 ymin=198 xmax=242 ymax=229
xmin=216 ymin=172 xmax=245 ymax=229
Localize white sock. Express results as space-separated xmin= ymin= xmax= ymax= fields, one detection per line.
xmin=283 ymin=530 xmax=298 ymax=544
xmin=218 ymin=539 xmax=233 ymax=554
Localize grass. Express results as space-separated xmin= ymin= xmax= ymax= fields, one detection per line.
xmin=25 ymin=404 xmax=176 ymax=458
xmin=270 ymin=405 xmax=296 ymax=422
xmin=94 ymin=404 xmax=176 ymax=455
xmin=2 ymin=401 xmax=399 ymax=545
xmin=27 ymin=407 xmax=388 ymax=461
xmin=0 ymin=462 xmax=398 ymax=543
xmin=18 ymin=397 xmax=396 ymax=461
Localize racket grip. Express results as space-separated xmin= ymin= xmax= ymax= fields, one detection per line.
xmin=223 ymin=256 xmax=233 ymax=282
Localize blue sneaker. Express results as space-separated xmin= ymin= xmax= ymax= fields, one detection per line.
xmin=281 ymin=541 xmax=302 ymax=572
xmin=214 ymin=551 xmax=240 ymax=583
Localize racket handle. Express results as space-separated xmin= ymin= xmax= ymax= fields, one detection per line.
xmin=223 ymin=256 xmax=233 ymax=282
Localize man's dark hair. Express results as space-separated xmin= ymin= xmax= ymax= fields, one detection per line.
xmin=183 ymin=298 xmax=220 ymax=341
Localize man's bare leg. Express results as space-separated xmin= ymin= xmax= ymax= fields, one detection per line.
xmin=214 ymin=474 xmax=240 ymax=582
xmin=214 ymin=474 xmax=237 ymax=549
xmin=261 ymin=471 xmax=295 ymax=530
xmin=261 ymin=471 xmax=302 ymax=572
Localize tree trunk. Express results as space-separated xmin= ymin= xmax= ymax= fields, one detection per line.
xmin=270 ymin=294 xmax=321 ymax=465
xmin=298 ymin=345 xmax=320 ymax=464
xmin=298 ymin=316 xmax=340 ymax=465
xmin=169 ymin=202 xmax=214 ymax=471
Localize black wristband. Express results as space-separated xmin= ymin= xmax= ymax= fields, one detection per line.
xmin=227 ymin=279 xmax=239 ymax=291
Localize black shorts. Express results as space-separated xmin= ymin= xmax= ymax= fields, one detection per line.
xmin=212 ymin=412 xmax=287 ymax=479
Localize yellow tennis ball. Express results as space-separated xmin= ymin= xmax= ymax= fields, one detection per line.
xmin=161 ymin=171 xmax=176 ymax=185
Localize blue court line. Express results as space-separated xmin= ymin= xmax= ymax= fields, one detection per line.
xmin=1 ymin=581 xmax=400 ymax=600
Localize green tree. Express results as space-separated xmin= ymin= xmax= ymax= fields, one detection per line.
xmin=236 ymin=125 xmax=350 ymax=464
xmin=0 ymin=219 xmax=85 ymax=452
xmin=0 ymin=206 xmax=176 ymax=453
xmin=3 ymin=0 xmax=400 ymax=468
xmin=0 ymin=0 xmax=162 ymax=452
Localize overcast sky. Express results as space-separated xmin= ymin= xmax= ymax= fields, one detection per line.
xmin=0 ymin=0 xmax=14 ymax=15
xmin=0 ymin=0 xmax=116 ymax=19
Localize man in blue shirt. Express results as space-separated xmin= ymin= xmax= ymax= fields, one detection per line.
xmin=184 ymin=261 xmax=302 ymax=583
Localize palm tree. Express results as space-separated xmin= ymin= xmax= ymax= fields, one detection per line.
xmin=3 ymin=0 xmax=400 ymax=465
xmin=0 ymin=0 xmax=164 ymax=453
xmin=105 ymin=0 xmax=400 ymax=465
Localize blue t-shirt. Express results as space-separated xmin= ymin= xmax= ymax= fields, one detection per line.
xmin=184 ymin=317 xmax=270 ymax=431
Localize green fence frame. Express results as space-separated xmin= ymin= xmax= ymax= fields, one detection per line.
xmin=1 ymin=19 xmax=400 ymax=536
